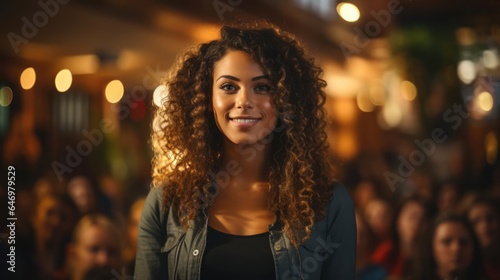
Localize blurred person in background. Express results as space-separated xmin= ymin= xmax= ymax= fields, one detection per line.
xmin=353 ymin=179 xmax=380 ymax=211
xmin=33 ymin=177 xmax=57 ymax=198
xmin=2 ymin=113 xmax=42 ymax=185
xmin=355 ymin=211 xmax=387 ymax=280
xmin=364 ymin=198 xmax=394 ymax=247
xmin=15 ymin=188 xmax=34 ymax=241
xmin=98 ymin=173 xmax=128 ymax=227
xmin=435 ymin=182 xmax=460 ymax=214
xmin=371 ymin=196 xmax=434 ymax=279
xmin=66 ymin=214 xmax=122 ymax=280
xmin=66 ymin=175 xmax=101 ymax=216
xmin=33 ymin=173 xmax=67 ymax=199
xmin=123 ymin=197 xmax=146 ymax=276
xmin=457 ymin=191 xmax=479 ymax=216
xmin=409 ymin=213 xmax=485 ymax=280
xmin=466 ymin=196 xmax=500 ymax=279
xmin=17 ymin=193 xmax=78 ymax=280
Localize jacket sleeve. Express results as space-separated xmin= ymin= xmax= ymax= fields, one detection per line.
xmin=134 ymin=187 xmax=168 ymax=279
xmin=321 ymin=184 xmax=357 ymax=279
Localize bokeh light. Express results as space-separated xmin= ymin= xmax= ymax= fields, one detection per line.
xmin=357 ymin=91 xmax=375 ymax=112
xmin=369 ymin=84 xmax=385 ymax=106
xmin=105 ymin=80 xmax=124 ymax=104
xmin=20 ymin=67 xmax=36 ymax=90
xmin=0 ymin=86 xmax=14 ymax=107
xmin=477 ymin=91 xmax=494 ymax=112
xmin=381 ymin=103 xmax=402 ymax=128
xmin=55 ymin=69 xmax=73 ymax=92
xmin=153 ymin=85 xmax=168 ymax=108
xmin=401 ymin=80 xmax=417 ymax=101
xmin=337 ymin=3 xmax=360 ymax=22
xmin=457 ymin=60 xmax=476 ymax=84
xmin=482 ymin=49 xmax=499 ymax=69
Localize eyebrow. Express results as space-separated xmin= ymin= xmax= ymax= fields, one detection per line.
xmin=216 ymin=75 xmax=269 ymax=82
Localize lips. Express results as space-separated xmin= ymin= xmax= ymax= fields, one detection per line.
xmin=229 ymin=116 xmax=261 ymax=128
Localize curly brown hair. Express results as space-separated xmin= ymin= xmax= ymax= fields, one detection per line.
xmin=151 ymin=22 xmax=335 ymax=246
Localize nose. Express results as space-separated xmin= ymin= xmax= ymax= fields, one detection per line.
xmin=235 ymin=88 xmax=253 ymax=109
xmin=95 ymin=249 xmax=111 ymax=266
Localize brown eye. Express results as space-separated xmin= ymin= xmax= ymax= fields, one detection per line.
xmin=221 ymin=83 xmax=237 ymax=92
xmin=254 ymin=84 xmax=271 ymax=93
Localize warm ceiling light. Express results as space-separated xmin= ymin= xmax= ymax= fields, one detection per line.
xmin=20 ymin=67 xmax=36 ymax=90
xmin=381 ymin=102 xmax=402 ymax=128
xmin=482 ymin=49 xmax=499 ymax=69
xmin=55 ymin=69 xmax=72 ymax=92
xmin=357 ymin=91 xmax=374 ymax=112
xmin=105 ymin=80 xmax=124 ymax=104
xmin=457 ymin=60 xmax=476 ymax=84
xmin=401 ymin=80 xmax=417 ymax=101
xmin=477 ymin=91 xmax=494 ymax=112
xmin=337 ymin=3 xmax=360 ymax=22
xmin=369 ymin=84 xmax=385 ymax=106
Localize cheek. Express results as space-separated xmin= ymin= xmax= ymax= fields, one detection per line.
xmin=263 ymin=101 xmax=273 ymax=109
xmin=433 ymin=242 xmax=448 ymax=262
xmin=212 ymin=95 xmax=227 ymax=115
xmin=262 ymin=100 xmax=276 ymax=114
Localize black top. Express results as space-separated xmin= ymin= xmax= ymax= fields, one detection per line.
xmin=200 ymin=226 xmax=276 ymax=280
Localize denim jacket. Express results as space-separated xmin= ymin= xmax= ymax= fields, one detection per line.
xmin=134 ymin=183 xmax=356 ymax=280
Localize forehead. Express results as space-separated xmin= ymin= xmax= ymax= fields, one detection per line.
xmin=469 ymin=203 xmax=495 ymax=215
xmin=401 ymin=201 xmax=424 ymax=213
xmin=213 ymin=50 xmax=264 ymax=79
xmin=77 ymin=225 xmax=118 ymax=246
xmin=434 ymin=221 xmax=469 ymax=238
xmin=37 ymin=197 xmax=60 ymax=212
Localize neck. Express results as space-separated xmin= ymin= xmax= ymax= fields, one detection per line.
xmin=219 ymin=138 xmax=271 ymax=186
xmin=36 ymin=235 xmax=58 ymax=252
xmin=437 ymin=269 xmax=459 ymax=280
xmin=400 ymin=240 xmax=412 ymax=257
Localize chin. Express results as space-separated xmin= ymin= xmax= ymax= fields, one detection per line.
xmin=229 ymin=138 xmax=258 ymax=146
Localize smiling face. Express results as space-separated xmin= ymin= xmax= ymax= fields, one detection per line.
xmin=212 ymin=50 xmax=278 ymax=146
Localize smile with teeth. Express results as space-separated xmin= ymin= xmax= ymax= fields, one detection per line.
xmin=231 ymin=118 xmax=259 ymax=123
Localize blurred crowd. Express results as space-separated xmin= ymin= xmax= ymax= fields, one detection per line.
xmin=351 ymin=175 xmax=500 ymax=280
xmin=2 ymin=162 xmax=499 ymax=280
xmin=0 ymin=174 xmax=146 ymax=280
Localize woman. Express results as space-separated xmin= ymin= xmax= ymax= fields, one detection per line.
xmin=135 ymin=23 xmax=356 ymax=279
xmin=371 ymin=196 xmax=433 ymax=278
xmin=355 ymin=211 xmax=386 ymax=280
xmin=66 ymin=214 xmax=122 ymax=280
xmin=17 ymin=193 xmax=78 ymax=280
xmin=466 ymin=196 xmax=500 ymax=279
xmin=409 ymin=213 xmax=485 ymax=280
